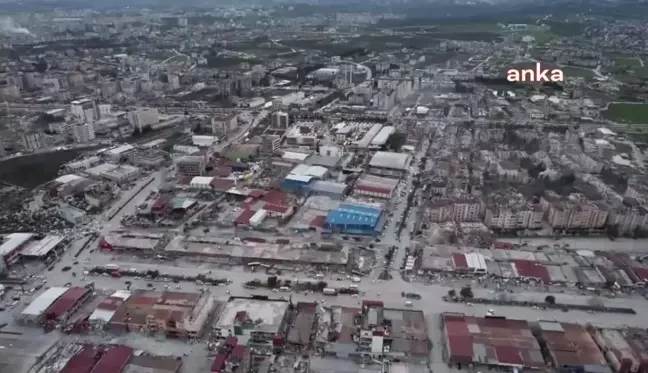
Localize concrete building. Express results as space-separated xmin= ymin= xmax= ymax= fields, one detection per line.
xmin=56 ymin=203 xmax=88 ymax=225
xmin=212 ymin=113 xmax=238 ymax=134
xmin=356 ymin=123 xmax=383 ymax=148
xmin=426 ymin=198 xmax=482 ymax=223
xmin=370 ymin=126 xmax=395 ymax=147
xmin=368 ymin=151 xmax=411 ymax=178
xmin=271 ymin=111 xmax=289 ymax=128
xmin=0 ymin=233 xmax=34 ymax=267
xmin=607 ymin=206 xmax=648 ymax=234
xmin=545 ymin=194 xmax=608 ymax=230
xmin=285 ymin=127 xmax=316 ymax=147
xmin=0 ymin=83 xmax=20 ymax=100
xmin=108 ymin=290 xmax=216 ymax=339
xmin=485 ymin=206 xmax=543 ymax=230
xmin=104 ymin=144 xmax=136 ymax=163
xmin=70 ymin=99 xmax=97 ymax=122
xmin=128 ymin=108 xmax=159 ymax=131
xmin=213 ymin=297 xmax=290 ymax=346
xmin=72 ymin=122 xmax=96 ymax=143
xmin=22 ymin=132 xmax=46 ymax=152
xmin=175 ymin=156 xmax=207 ymax=176
xmin=85 ymin=163 xmax=141 ymax=183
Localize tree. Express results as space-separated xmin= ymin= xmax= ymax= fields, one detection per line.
xmin=386 ymin=132 xmax=407 ymax=152
xmin=448 ymin=289 xmax=457 ymax=298
xmin=545 ymin=295 xmax=556 ymax=304
xmin=316 ymin=281 xmax=328 ymax=291
xmin=606 ymin=224 xmax=620 ymax=238
xmin=267 ymin=276 xmax=278 ymax=288
xmin=459 ymin=286 xmax=473 ymax=299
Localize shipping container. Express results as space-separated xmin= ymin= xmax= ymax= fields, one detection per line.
xmin=323 ymin=288 xmax=337 ymax=295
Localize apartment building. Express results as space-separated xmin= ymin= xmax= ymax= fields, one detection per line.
xmin=607 ymin=206 xmax=648 ymax=234
xmin=72 ymin=122 xmax=96 ymax=143
xmin=175 ymin=156 xmax=206 ymax=176
xmin=485 ymin=206 xmax=543 ymax=230
xmin=128 ymin=108 xmax=159 ymax=131
xmin=545 ymin=195 xmax=608 ymax=230
xmin=426 ymin=197 xmax=482 ymax=223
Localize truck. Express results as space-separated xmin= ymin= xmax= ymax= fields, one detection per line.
xmin=323 ymin=288 xmax=338 ymax=296
xmin=105 ymin=264 xmax=119 ymax=270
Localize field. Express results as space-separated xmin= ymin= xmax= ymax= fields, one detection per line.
xmin=603 ymin=103 xmax=648 ymax=125
xmin=615 ymin=56 xmax=643 ymax=69
xmin=561 ymin=66 xmax=596 ymax=79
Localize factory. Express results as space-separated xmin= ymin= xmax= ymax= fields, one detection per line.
xmin=368 ymin=151 xmax=411 ymax=178
xmin=325 ymin=203 xmax=383 ymax=236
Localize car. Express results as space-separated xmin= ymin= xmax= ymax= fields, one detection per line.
xmin=61 ymin=266 xmax=71 ymax=272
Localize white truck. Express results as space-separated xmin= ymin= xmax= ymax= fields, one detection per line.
xmin=323 ymin=288 xmax=338 ymax=296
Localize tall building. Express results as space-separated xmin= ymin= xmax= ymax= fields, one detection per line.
xmin=22 ymin=132 xmax=46 ymax=151
xmin=72 ymin=122 xmax=96 ymax=143
xmin=70 ymin=99 xmax=97 ymax=122
xmin=128 ymin=108 xmax=159 ymax=131
xmin=271 ymin=111 xmax=289 ymax=128
xmin=211 ymin=113 xmax=238 ymax=134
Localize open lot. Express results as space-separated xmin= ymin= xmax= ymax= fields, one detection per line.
xmin=603 ymin=103 xmax=648 ymax=124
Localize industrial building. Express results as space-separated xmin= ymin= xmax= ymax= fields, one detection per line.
xmin=355 ymin=123 xmax=383 ymax=148
xmin=213 ymin=297 xmax=290 ymax=346
xmin=103 ymin=144 xmax=136 ymax=162
xmin=20 ymin=286 xmax=70 ymax=323
xmin=42 ymin=285 xmax=94 ymax=326
xmin=281 ymin=174 xmax=314 ymax=193
xmin=354 ymin=174 xmax=400 ymax=199
xmin=326 ymin=203 xmax=383 ymax=235
xmin=0 ymin=233 xmax=34 ymax=266
xmin=442 ymin=313 xmax=545 ymax=369
xmin=370 ymin=126 xmax=395 ymax=147
xmin=85 ymin=163 xmax=141 ymax=183
xmin=108 ymin=290 xmax=216 ymax=339
xmin=309 ymin=180 xmax=349 ymax=199
xmin=537 ymin=321 xmax=611 ymax=373
xmin=368 ymin=151 xmax=411 ymax=178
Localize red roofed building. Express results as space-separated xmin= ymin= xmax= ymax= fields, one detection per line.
xmin=261 ymin=190 xmax=288 ymax=205
xmin=60 ymin=345 xmax=100 ymax=373
xmin=235 ymin=210 xmax=256 ymax=225
xmin=90 ymin=345 xmax=134 ymax=373
xmin=512 ymin=259 xmax=550 ymax=283
xmin=309 ymin=215 xmax=327 ymax=229
xmin=355 ymin=184 xmax=393 ymax=199
xmin=211 ymin=342 xmax=250 ymax=373
xmin=44 ymin=286 xmax=92 ymax=324
xmin=211 ymin=178 xmax=235 ymax=192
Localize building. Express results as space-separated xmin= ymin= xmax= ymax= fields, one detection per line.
xmin=70 ymin=99 xmax=97 ymax=122
xmin=546 ymin=195 xmax=608 ymax=230
xmin=128 ymin=108 xmax=159 ymax=131
xmin=285 ymin=127 xmax=316 ymax=147
xmin=287 ymin=302 xmax=317 ymax=346
xmin=309 ymin=181 xmax=349 ymax=199
xmin=368 ymin=151 xmax=411 ymax=178
xmin=108 ymin=290 xmax=216 ymax=339
xmin=85 ymin=163 xmax=141 ymax=183
xmin=281 ymin=174 xmax=313 ymax=193
xmin=213 ymin=297 xmax=290 ymax=346
xmin=22 ymin=132 xmax=46 ymax=152
xmin=72 ymin=122 xmax=96 ymax=143
xmin=56 ymin=203 xmax=88 ymax=225
xmin=261 ymin=135 xmax=281 ymax=155
xmin=20 ymin=286 xmax=68 ymax=323
xmin=537 ymin=322 xmax=611 ymax=373
xmin=271 ymin=111 xmax=289 ymax=128
xmin=130 ymin=150 xmax=166 ymax=168
xmin=326 ymin=203 xmax=383 ymax=235
xmin=123 ymin=355 xmax=183 ymax=373
xmin=370 ymin=126 xmax=395 ymax=147
xmin=356 ymin=123 xmax=383 ymax=148
xmin=442 ymin=312 xmax=545 ymax=369
xmin=104 ymin=144 xmax=136 ymax=162
xmin=426 ymin=198 xmax=482 ymax=223
xmin=175 ymin=156 xmax=206 ymax=176
xmin=0 ymin=233 xmax=34 ymax=266
xmin=484 ymin=206 xmax=543 ymax=230
xmin=0 ymin=83 xmax=20 ymax=100
xmin=212 ymin=113 xmax=238 ymax=134
xmin=354 ymin=174 xmax=399 ymax=199
xmin=211 ymin=338 xmax=251 ymax=373
xmin=43 ymin=285 xmax=93 ymax=325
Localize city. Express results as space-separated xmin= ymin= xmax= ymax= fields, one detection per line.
xmin=1 ymin=1 xmax=648 ymax=373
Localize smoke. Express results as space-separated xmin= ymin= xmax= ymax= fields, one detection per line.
xmin=0 ymin=17 xmax=35 ymax=37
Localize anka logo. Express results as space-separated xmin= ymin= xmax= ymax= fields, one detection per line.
xmin=507 ymin=62 xmax=564 ymax=83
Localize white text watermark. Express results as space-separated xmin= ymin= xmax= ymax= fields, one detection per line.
xmin=507 ymin=62 xmax=564 ymax=83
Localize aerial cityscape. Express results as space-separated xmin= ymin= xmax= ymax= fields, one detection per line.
xmin=2 ymin=1 xmax=648 ymax=373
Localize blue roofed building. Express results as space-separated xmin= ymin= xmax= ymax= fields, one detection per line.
xmin=281 ymin=174 xmax=313 ymax=193
xmin=326 ymin=203 xmax=383 ymax=235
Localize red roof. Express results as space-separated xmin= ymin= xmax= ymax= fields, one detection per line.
xmin=248 ymin=190 xmax=265 ymax=198
xmin=230 ymin=345 xmax=248 ymax=360
xmin=152 ymin=195 xmax=171 ymax=210
xmin=177 ymin=176 xmax=192 ymax=185
xmin=90 ymin=346 xmax=133 ymax=373
xmin=512 ymin=260 xmax=550 ymax=282
xmin=235 ymin=209 xmax=255 ymax=225
xmin=355 ymin=184 xmax=392 ymax=195
xmin=263 ymin=203 xmax=289 ymax=214
xmin=45 ymin=286 xmax=90 ymax=320
xmin=210 ymin=177 xmax=235 ymax=191
xmin=495 ymin=345 xmax=524 ymax=365
xmin=261 ymin=190 xmax=288 ymax=205
xmin=225 ymin=336 xmax=238 ymax=347
xmin=210 ymin=166 xmax=232 ymax=177
xmin=631 ymin=266 xmax=648 ymax=282
xmin=309 ymin=215 xmax=327 ymax=228
xmin=211 ymin=353 xmax=227 ymax=373
xmin=60 ymin=345 xmax=99 ymax=373
xmin=452 ymin=253 xmax=468 ymax=269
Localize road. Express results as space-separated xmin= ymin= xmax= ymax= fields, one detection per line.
xmin=496 ymin=236 xmax=648 ymax=253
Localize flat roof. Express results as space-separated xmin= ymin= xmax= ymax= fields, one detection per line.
xmin=215 ymin=298 xmax=289 ymax=333
xmin=20 ymin=235 xmax=65 ymax=257
xmin=45 ymin=286 xmax=90 ymax=319
xmin=0 ymin=233 xmax=34 ymax=256
xmin=106 ymin=144 xmax=135 ymax=156
xmin=21 ymin=286 xmax=68 ymax=317
xmin=55 ymin=174 xmax=83 ymax=184
xmin=123 ymin=355 xmax=183 ymax=373
xmin=369 ymin=151 xmax=410 ymax=170
xmin=104 ymin=233 xmax=160 ymax=250
xmin=0 ymin=335 xmax=58 ymax=373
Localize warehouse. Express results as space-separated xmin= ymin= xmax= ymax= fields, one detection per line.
xmin=20 ymin=286 xmax=69 ymax=323
xmin=0 ymin=334 xmax=58 ymax=373
xmin=20 ymin=235 xmax=65 ymax=261
xmin=354 ymin=174 xmax=400 ymax=199
xmin=370 ymin=126 xmax=395 ymax=147
xmin=281 ymin=174 xmax=313 ymax=193
xmin=326 ymin=203 xmax=383 ymax=235
xmin=43 ymin=285 xmax=93 ymax=325
xmin=89 ymin=290 xmax=132 ymax=326
xmin=309 ymin=181 xmax=349 ymax=199
xmin=368 ymin=151 xmax=411 ymax=178
xmin=442 ymin=312 xmax=545 ymax=369
xmin=537 ymin=321 xmax=610 ymax=373
xmin=356 ymin=123 xmax=383 ymax=148
xmin=190 ymin=176 xmax=214 ymax=189
xmin=99 ymin=232 xmax=163 ymax=252
xmin=289 ymin=164 xmax=329 ymax=179
xmin=0 ymin=233 xmax=34 ymax=266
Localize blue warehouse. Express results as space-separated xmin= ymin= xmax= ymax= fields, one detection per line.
xmin=281 ymin=174 xmax=313 ymax=193
xmin=326 ymin=203 xmax=383 ymax=236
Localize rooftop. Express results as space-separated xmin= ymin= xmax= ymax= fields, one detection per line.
xmin=20 ymin=235 xmax=64 ymax=257
xmin=21 ymin=287 xmax=68 ymax=317
xmin=442 ymin=312 xmax=544 ymax=368
xmin=0 ymin=233 xmax=34 ymax=256
xmin=214 ymin=297 xmax=289 ymax=333
xmin=369 ymin=151 xmax=410 ymax=171
xmin=539 ymin=322 xmax=608 ymax=368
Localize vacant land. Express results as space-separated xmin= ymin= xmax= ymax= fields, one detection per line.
xmin=561 ymin=66 xmax=596 ymax=79
xmin=603 ymin=103 xmax=648 ymax=125
xmin=615 ymin=56 xmax=643 ymax=68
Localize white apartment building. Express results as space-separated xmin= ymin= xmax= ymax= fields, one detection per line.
xmin=128 ymin=108 xmax=159 ymax=131
xmin=607 ymin=207 xmax=648 ymax=234
xmin=485 ymin=206 xmax=543 ymax=230
xmin=71 ymin=99 xmax=97 ymax=122
xmin=426 ymin=198 xmax=482 ymax=223
xmin=546 ymin=198 xmax=608 ymax=230
xmin=22 ymin=132 xmax=46 ymax=151
xmin=72 ymin=122 xmax=96 ymax=143
xmin=271 ymin=111 xmax=289 ymax=128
